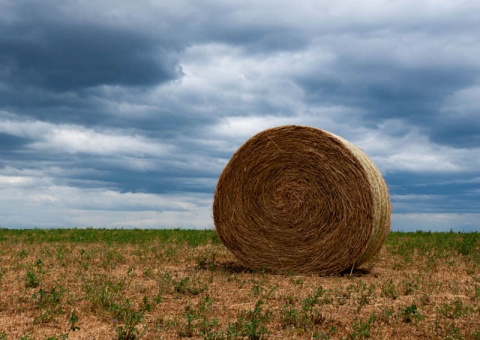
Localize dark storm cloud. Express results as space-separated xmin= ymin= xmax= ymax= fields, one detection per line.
xmin=0 ymin=133 xmax=29 ymax=151
xmin=430 ymin=114 xmax=480 ymax=148
xmin=0 ymin=14 xmax=181 ymax=92
xmin=0 ymin=0 xmax=308 ymax=98
xmin=387 ymin=172 xmax=480 ymax=214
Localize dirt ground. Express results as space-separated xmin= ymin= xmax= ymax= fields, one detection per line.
xmin=0 ymin=231 xmax=479 ymax=339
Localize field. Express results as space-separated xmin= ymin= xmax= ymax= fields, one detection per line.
xmin=0 ymin=229 xmax=479 ymax=339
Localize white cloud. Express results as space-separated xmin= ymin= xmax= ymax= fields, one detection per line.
xmin=173 ymin=43 xmax=308 ymax=115
xmin=0 ymin=115 xmax=171 ymax=156
xmin=0 ymin=115 xmax=51 ymax=138
xmin=210 ymin=113 xmax=480 ymax=177
xmin=0 ymin=178 xmax=213 ymax=228
xmin=32 ymin=128 xmax=166 ymax=156
xmin=213 ymin=115 xmax=298 ymax=140
xmin=0 ymin=175 xmax=35 ymax=186
xmin=351 ymin=121 xmax=480 ymax=174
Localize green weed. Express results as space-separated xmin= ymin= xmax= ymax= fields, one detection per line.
xmin=378 ymin=307 xmax=394 ymax=325
xmin=292 ymin=277 xmax=305 ymax=285
xmin=0 ymin=267 xmax=7 ymax=283
xmin=348 ymin=281 xmax=375 ymax=311
xmin=280 ymin=302 xmax=300 ymax=329
xmin=32 ymin=286 xmax=66 ymax=324
xmin=380 ymin=279 xmax=398 ymax=300
xmin=302 ymin=287 xmax=324 ymax=311
xmin=172 ymin=275 xmax=207 ymax=295
xmin=349 ymin=314 xmax=377 ymax=339
xmin=280 ymin=288 xmax=325 ymax=331
xmin=400 ymin=304 xmax=422 ymax=323
xmin=114 ymin=301 xmax=144 ymax=340
xmin=251 ymin=279 xmax=277 ymax=299
xmin=446 ymin=323 xmax=463 ymax=340
xmin=402 ymin=279 xmax=419 ymax=295
xmin=33 ymin=286 xmax=65 ymax=309
xmin=69 ymin=310 xmax=80 ymax=331
xmin=474 ymin=285 xmax=480 ymax=300
xmin=25 ymin=270 xmax=40 ymax=288
xmin=83 ymin=275 xmax=126 ymax=313
xmin=177 ymin=295 xmax=221 ymax=338
xmin=196 ymin=295 xmax=221 ymax=339
xmin=437 ymin=298 xmax=472 ymax=319
xmin=102 ymin=249 xmax=126 ymax=270
xmin=178 ymin=305 xmax=198 ymax=337
xmin=195 ymin=249 xmax=218 ymax=270
xmin=313 ymin=326 xmax=337 ymax=339
xmin=227 ymin=300 xmax=270 ymax=340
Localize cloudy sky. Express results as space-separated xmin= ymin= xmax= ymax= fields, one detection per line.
xmin=1 ymin=0 xmax=479 ymax=231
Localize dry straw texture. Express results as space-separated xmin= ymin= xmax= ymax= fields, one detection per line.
xmin=213 ymin=125 xmax=391 ymax=274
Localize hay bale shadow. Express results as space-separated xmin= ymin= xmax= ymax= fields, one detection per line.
xmin=199 ymin=260 xmax=372 ymax=277
xmin=217 ymin=261 xmax=257 ymax=273
xmin=339 ymin=267 xmax=371 ymax=277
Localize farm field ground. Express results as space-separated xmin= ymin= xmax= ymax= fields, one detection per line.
xmin=0 ymin=229 xmax=479 ymax=339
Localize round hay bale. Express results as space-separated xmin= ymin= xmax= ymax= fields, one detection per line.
xmin=213 ymin=125 xmax=391 ymax=274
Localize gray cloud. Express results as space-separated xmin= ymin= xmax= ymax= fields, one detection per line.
xmin=0 ymin=0 xmax=479 ymax=230
xmin=1 ymin=2 xmax=183 ymax=92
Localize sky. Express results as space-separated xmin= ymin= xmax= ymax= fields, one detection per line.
xmin=0 ymin=0 xmax=479 ymax=231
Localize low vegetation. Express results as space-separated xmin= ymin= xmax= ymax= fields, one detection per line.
xmin=0 ymin=229 xmax=479 ymax=339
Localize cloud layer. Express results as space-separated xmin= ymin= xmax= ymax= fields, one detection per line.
xmin=1 ymin=0 xmax=479 ymax=230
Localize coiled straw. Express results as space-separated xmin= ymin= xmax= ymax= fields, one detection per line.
xmin=213 ymin=125 xmax=391 ymax=274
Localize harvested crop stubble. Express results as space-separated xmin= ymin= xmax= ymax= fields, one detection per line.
xmin=213 ymin=125 xmax=391 ymax=274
